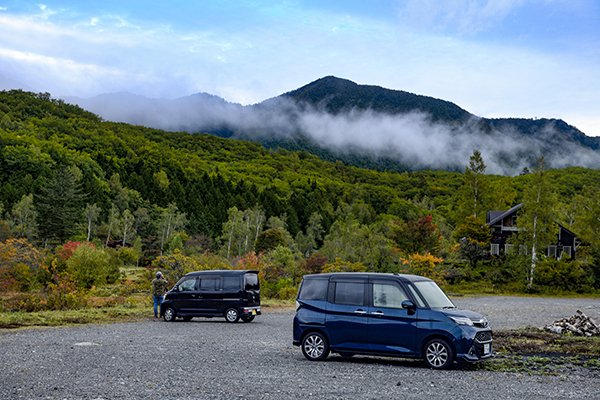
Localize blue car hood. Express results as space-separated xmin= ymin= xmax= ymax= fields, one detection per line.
xmin=440 ymin=308 xmax=486 ymax=321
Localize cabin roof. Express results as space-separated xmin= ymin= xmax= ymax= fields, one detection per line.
xmin=487 ymin=203 xmax=523 ymax=226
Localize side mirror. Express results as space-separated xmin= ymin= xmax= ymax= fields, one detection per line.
xmin=173 ymin=285 xmax=180 ymax=292
xmin=401 ymin=300 xmax=416 ymax=314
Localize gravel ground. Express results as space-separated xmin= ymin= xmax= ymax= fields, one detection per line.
xmin=1 ymin=296 xmax=599 ymax=400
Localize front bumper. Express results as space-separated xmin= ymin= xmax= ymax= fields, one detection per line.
xmin=457 ymin=329 xmax=493 ymax=362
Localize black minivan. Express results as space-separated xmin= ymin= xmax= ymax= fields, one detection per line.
xmin=293 ymin=273 xmax=492 ymax=369
xmin=160 ymin=270 xmax=261 ymax=323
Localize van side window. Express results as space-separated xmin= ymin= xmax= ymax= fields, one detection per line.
xmin=223 ymin=276 xmax=240 ymax=290
xmin=372 ymin=283 xmax=408 ymax=308
xmin=199 ymin=277 xmax=220 ymax=291
xmin=179 ymin=278 xmax=196 ymax=291
xmin=334 ymin=282 xmax=364 ymax=306
xmin=299 ymin=279 xmax=328 ymax=300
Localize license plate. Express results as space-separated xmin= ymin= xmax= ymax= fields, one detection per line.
xmin=252 ymin=309 xmax=257 ymax=315
xmin=483 ymin=343 xmax=491 ymax=354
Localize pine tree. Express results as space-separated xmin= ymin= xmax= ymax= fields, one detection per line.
xmin=35 ymin=167 xmax=85 ymax=244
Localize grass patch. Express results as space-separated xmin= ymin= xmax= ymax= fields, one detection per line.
xmin=0 ymin=296 xmax=294 ymax=329
xmin=0 ymin=305 xmax=150 ymax=329
xmin=475 ymin=327 xmax=600 ymax=374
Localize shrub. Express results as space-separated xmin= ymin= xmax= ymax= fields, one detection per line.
xmin=57 ymin=241 xmax=95 ymax=261
xmin=400 ymin=253 xmax=446 ymax=283
xmin=12 ymin=293 xmax=46 ymax=312
xmin=152 ymin=250 xmax=205 ymax=284
xmin=114 ymin=247 xmax=140 ymax=266
xmin=321 ymin=257 xmax=366 ymax=273
xmin=535 ymin=258 xmax=594 ymax=293
xmin=0 ymin=238 xmax=43 ymax=292
xmin=66 ymin=245 xmax=114 ymax=289
xmin=46 ymin=274 xmax=86 ymax=310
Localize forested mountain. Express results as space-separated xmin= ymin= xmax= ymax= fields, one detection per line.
xmin=2 ymin=90 xmax=600 ymax=297
xmin=67 ymin=76 xmax=600 ymax=175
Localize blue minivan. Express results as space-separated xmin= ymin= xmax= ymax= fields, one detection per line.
xmin=293 ymin=273 xmax=492 ymax=369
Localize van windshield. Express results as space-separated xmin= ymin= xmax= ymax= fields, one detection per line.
xmin=413 ymin=281 xmax=455 ymax=309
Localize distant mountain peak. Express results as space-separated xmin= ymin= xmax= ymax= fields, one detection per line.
xmin=282 ymin=75 xmax=470 ymax=122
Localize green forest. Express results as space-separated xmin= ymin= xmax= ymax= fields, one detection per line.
xmin=1 ymin=90 xmax=599 ymax=316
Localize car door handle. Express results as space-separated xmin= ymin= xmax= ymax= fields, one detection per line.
xmin=354 ymin=310 xmax=367 ymax=315
xmin=370 ymin=311 xmax=384 ymax=317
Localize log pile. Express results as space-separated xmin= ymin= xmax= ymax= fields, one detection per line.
xmin=545 ymin=310 xmax=600 ymax=337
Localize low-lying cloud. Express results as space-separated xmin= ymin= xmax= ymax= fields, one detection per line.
xmin=68 ymin=94 xmax=600 ymax=176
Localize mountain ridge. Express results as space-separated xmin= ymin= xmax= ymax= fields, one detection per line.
xmin=61 ymin=76 xmax=600 ymax=174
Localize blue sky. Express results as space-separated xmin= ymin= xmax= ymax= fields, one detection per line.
xmin=0 ymin=0 xmax=599 ymax=135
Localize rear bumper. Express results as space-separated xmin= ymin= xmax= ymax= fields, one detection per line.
xmin=241 ymin=306 xmax=261 ymax=316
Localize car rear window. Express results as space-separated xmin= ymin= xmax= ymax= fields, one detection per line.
xmin=298 ymin=279 xmax=328 ymax=300
xmin=245 ymin=273 xmax=259 ymax=290
xmin=334 ymin=282 xmax=364 ymax=306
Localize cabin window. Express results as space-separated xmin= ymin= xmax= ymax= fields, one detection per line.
xmin=560 ymin=246 xmax=572 ymax=259
xmin=504 ymin=244 xmax=514 ymax=255
xmin=519 ymin=245 xmax=528 ymax=255
xmin=547 ymin=246 xmax=557 ymax=258
xmin=490 ymin=244 xmax=500 ymax=256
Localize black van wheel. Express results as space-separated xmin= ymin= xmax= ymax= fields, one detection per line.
xmin=225 ymin=308 xmax=240 ymax=323
xmin=241 ymin=315 xmax=255 ymax=323
xmin=163 ymin=307 xmax=176 ymax=322
xmin=424 ymin=338 xmax=454 ymax=369
xmin=301 ymin=332 xmax=330 ymax=361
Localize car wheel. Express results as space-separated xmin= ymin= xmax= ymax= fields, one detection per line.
xmin=182 ymin=316 xmax=192 ymax=322
xmin=301 ymin=332 xmax=330 ymax=361
xmin=424 ymin=338 xmax=454 ymax=369
xmin=241 ymin=315 xmax=255 ymax=323
xmin=163 ymin=307 xmax=176 ymax=322
xmin=225 ymin=308 xmax=240 ymax=323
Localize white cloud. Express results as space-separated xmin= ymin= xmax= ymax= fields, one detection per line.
xmin=0 ymin=2 xmax=597 ymax=137
xmin=397 ymin=0 xmax=525 ymax=35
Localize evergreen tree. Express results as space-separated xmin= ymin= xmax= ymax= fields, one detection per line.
xmin=35 ymin=167 xmax=85 ymax=244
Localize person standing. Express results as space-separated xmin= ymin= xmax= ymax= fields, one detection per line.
xmin=152 ymin=271 xmax=168 ymax=319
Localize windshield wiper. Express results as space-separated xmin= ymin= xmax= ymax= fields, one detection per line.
xmin=442 ymin=306 xmax=456 ymax=309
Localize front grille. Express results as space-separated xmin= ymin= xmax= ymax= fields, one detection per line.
xmin=473 ymin=320 xmax=489 ymax=328
xmin=475 ymin=331 xmax=492 ymax=343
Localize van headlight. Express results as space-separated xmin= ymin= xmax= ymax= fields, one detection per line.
xmin=450 ymin=316 xmax=473 ymax=326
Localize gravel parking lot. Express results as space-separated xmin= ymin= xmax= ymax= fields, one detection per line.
xmin=2 ymin=296 xmax=599 ymax=400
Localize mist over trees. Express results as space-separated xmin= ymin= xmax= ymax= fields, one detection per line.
xmin=68 ymin=76 xmax=600 ymax=175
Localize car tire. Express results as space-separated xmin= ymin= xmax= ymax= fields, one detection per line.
xmin=225 ymin=308 xmax=240 ymax=323
xmin=301 ymin=332 xmax=330 ymax=361
xmin=241 ymin=315 xmax=255 ymax=323
xmin=424 ymin=338 xmax=454 ymax=369
xmin=163 ymin=307 xmax=176 ymax=322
